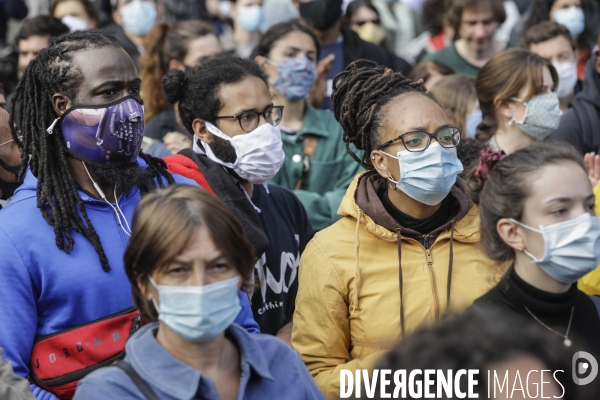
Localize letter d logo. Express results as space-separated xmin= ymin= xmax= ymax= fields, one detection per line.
xmin=572 ymin=351 xmax=598 ymax=385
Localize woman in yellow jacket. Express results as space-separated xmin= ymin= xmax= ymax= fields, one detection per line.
xmin=291 ymin=61 xmax=497 ymax=399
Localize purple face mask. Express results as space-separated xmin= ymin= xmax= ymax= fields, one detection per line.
xmin=56 ymin=96 xmax=144 ymax=166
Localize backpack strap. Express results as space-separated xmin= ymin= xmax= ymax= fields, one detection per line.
xmin=115 ymin=360 xmax=160 ymax=400
xmin=295 ymin=135 xmax=319 ymax=191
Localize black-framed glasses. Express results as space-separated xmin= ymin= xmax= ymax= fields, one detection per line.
xmin=213 ymin=106 xmax=284 ymax=133
xmin=377 ymin=126 xmax=461 ymax=152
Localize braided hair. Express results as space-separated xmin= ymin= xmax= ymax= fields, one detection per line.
xmin=331 ymin=60 xmax=431 ymax=170
xmin=9 ymin=30 xmax=173 ymax=272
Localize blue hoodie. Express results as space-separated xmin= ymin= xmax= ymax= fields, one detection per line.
xmin=0 ymin=163 xmax=258 ymax=400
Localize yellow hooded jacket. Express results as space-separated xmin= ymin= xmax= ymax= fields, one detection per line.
xmin=291 ymin=172 xmax=497 ymax=399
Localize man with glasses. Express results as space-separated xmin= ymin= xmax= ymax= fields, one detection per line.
xmin=0 ymin=108 xmax=20 ymax=207
xmin=163 ymin=56 xmax=314 ymax=343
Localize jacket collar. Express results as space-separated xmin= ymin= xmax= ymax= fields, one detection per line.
xmin=126 ymin=323 xmax=273 ymax=398
xmin=340 ymin=170 xmax=478 ymax=242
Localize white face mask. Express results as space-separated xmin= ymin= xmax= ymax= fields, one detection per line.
xmin=148 ymin=276 xmax=241 ymax=342
xmin=510 ymin=213 xmax=600 ymax=284
xmin=553 ymin=61 xmax=578 ymax=98
xmin=202 ymin=121 xmax=285 ymax=184
xmin=553 ymin=6 xmax=585 ymax=37
xmin=381 ymin=141 xmax=464 ymax=206
xmin=61 ymin=15 xmax=89 ymax=32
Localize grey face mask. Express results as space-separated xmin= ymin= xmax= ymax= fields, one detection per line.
xmin=509 ymin=93 xmax=563 ymax=140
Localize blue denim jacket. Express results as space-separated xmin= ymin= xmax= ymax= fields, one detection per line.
xmin=73 ymin=322 xmax=324 ymax=400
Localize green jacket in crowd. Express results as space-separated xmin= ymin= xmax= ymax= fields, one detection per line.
xmin=270 ymin=103 xmax=363 ymax=231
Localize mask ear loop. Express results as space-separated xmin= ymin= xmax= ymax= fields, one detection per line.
xmin=509 ymin=218 xmax=544 ymax=263
xmin=81 ymin=161 xmax=132 ymax=237
xmin=147 ymin=275 xmax=161 ymax=313
xmin=375 ymin=151 xmax=400 ymax=191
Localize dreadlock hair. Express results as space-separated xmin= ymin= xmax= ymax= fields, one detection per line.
xmin=331 ymin=59 xmax=432 ymax=170
xmin=9 ymin=29 xmax=174 ymax=272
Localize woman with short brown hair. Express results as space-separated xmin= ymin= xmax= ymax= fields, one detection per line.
xmin=74 ymin=184 xmax=323 ymax=400
xmin=475 ymin=48 xmax=559 ymax=154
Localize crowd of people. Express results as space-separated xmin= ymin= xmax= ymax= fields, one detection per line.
xmin=0 ymin=0 xmax=600 ymax=399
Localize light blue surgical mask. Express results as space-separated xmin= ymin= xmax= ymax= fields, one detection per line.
xmin=381 ymin=141 xmax=464 ymax=205
xmin=237 ymin=5 xmax=264 ymax=33
xmin=465 ymin=111 xmax=482 ymax=139
xmin=510 ymin=213 xmax=600 ymax=284
xmin=148 ymin=275 xmax=241 ymax=342
xmin=120 ymin=0 xmax=157 ymax=37
xmin=553 ymin=6 xmax=585 ymax=37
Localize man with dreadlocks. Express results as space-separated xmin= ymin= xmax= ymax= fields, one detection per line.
xmin=291 ymin=60 xmax=496 ymax=399
xmin=0 ymin=30 xmax=258 ymax=399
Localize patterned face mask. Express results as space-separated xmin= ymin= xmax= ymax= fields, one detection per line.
xmin=267 ymin=57 xmax=317 ymax=101
xmin=50 ymin=96 xmax=145 ymax=166
xmin=509 ymin=93 xmax=563 ymax=140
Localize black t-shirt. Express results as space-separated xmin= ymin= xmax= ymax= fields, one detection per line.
xmin=250 ymin=183 xmax=314 ymax=335
xmin=379 ymin=189 xmax=457 ymax=235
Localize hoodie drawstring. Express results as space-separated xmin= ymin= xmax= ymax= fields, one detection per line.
xmin=395 ymin=228 xmax=405 ymax=339
xmin=446 ymin=221 xmax=456 ymax=312
xmin=351 ymin=210 xmax=362 ymax=316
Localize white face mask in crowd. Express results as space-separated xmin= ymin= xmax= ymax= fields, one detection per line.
xmin=553 ymin=62 xmax=578 ymax=99
xmin=509 ymin=93 xmax=563 ymax=140
xmin=237 ymin=5 xmax=264 ymax=32
xmin=202 ymin=121 xmax=285 ymax=184
xmin=61 ymin=15 xmax=88 ymax=32
xmin=510 ymin=213 xmax=600 ymax=284
xmin=119 ymin=0 xmax=157 ymax=36
xmin=148 ymin=275 xmax=242 ymax=342
xmin=381 ymin=141 xmax=464 ymax=206
xmin=553 ymin=6 xmax=585 ymax=37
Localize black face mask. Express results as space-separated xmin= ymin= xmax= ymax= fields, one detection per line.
xmin=299 ymin=0 xmax=343 ymax=31
xmin=0 ymin=157 xmax=21 ymax=200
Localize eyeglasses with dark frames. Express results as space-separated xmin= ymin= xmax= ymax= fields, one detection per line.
xmin=213 ymin=106 xmax=284 ymax=133
xmin=377 ymin=126 xmax=461 ymax=152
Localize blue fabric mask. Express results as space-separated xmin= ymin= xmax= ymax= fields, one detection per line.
xmin=120 ymin=0 xmax=157 ymax=36
xmin=268 ymin=57 xmax=317 ymax=100
xmin=382 ymin=142 xmax=464 ymax=206
xmin=149 ymin=276 xmax=241 ymax=342
xmin=237 ymin=5 xmax=264 ymax=33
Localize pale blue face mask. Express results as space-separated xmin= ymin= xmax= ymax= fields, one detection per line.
xmin=465 ymin=111 xmax=482 ymax=139
xmin=237 ymin=5 xmax=264 ymax=33
xmin=148 ymin=275 xmax=241 ymax=342
xmin=510 ymin=213 xmax=600 ymax=284
xmin=120 ymin=0 xmax=157 ymax=37
xmin=382 ymin=141 xmax=464 ymax=206
xmin=553 ymin=6 xmax=585 ymax=37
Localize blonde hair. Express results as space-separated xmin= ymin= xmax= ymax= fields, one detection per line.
xmin=429 ymin=75 xmax=477 ymax=137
